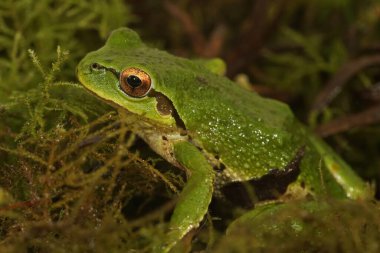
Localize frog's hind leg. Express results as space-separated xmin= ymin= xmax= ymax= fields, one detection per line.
xmin=307 ymin=134 xmax=373 ymax=200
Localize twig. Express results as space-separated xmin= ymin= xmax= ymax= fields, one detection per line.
xmin=163 ymin=1 xmax=225 ymax=57
xmin=312 ymin=54 xmax=380 ymax=112
xmin=225 ymin=0 xmax=287 ymax=76
xmin=203 ymin=24 xmax=226 ymax=57
xmin=163 ymin=1 xmax=205 ymax=55
xmin=0 ymin=199 xmax=44 ymax=212
xmin=315 ymin=104 xmax=380 ymax=137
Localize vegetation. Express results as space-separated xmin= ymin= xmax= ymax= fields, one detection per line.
xmin=0 ymin=0 xmax=379 ymax=252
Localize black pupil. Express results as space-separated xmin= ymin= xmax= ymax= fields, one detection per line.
xmin=126 ymin=75 xmax=142 ymax=88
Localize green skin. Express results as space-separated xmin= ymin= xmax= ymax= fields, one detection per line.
xmin=77 ymin=28 xmax=372 ymax=252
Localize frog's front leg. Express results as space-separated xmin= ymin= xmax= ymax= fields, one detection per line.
xmin=157 ymin=141 xmax=215 ymax=253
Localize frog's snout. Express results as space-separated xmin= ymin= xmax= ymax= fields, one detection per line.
xmin=76 ymin=59 xmax=84 ymax=77
xmin=76 ymin=59 xmax=89 ymax=84
xmin=76 ymin=58 xmax=91 ymax=77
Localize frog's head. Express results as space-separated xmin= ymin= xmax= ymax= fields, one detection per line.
xmin=77 ymin=28 xmax=181 ymax=127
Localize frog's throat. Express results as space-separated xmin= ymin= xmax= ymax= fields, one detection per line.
xmin=138 ymin=127 xmax=188 ymax=169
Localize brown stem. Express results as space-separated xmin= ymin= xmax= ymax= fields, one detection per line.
xmin=0 ymin=199 xmax=43 ymax=212
xmin=315 ymin=104 xmax=380 ymax=137
xmin=163 ymin=1 xmax=205 ymax=55
xmin=203 ymin=24 xmax=226 ymax=57
xmin=312 ymin=54 xmax=380 ymax=112
xmin=163 ymin=1 xmax=225 ymax=57
xmin=225 ymin=0 xmax=287 ymax=76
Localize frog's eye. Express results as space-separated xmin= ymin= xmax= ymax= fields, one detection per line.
xmin=119 ymin=67 xmax=152 ymax=98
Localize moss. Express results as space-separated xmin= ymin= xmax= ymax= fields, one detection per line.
xmin=0 ymin=0 xmax=380 ymax=252
xmin=215 ymin=199 xmax=380 ymax=253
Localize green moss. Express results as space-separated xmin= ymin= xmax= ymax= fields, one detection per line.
xmin=0 ymin=1 xmax=379 ymax=252
xmin=0 ymin=49 xmax=180 ymax=251
xmin=216 ymin=199 xmax=380 ymax=253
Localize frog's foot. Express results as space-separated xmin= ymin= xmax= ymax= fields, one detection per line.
xmin=308 ymin=134 xmax=374 ymax=200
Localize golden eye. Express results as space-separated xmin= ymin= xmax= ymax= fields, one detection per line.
xmin=119 ymin=67 xmax=152 ymax=98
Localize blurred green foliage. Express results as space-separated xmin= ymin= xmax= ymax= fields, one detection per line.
xmin=0 ymin=0 xmax=133 ymax=99
xmin=0 ymin=0 xmax=380 ymax=252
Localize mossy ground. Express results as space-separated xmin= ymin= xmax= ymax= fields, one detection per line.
xmin=1 ymin=0 xmax=380 ymax=252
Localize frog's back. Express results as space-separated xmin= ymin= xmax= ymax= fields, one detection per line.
xmin=153 ymin=58 xmax=304 ymax=181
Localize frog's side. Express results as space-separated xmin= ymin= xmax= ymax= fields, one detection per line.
xmin=77 ymin=28 xmax=372 ymax=252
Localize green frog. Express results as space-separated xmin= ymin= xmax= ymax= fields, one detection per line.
xmin=77 ymin=28 xmax=372 ymax=252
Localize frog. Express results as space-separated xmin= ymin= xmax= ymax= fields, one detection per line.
xmin=76 ymin=28 xmax=372 ymax=252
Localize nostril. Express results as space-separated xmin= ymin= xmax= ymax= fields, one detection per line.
xmin=91 ymin=63 xmax=102 ymax=70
